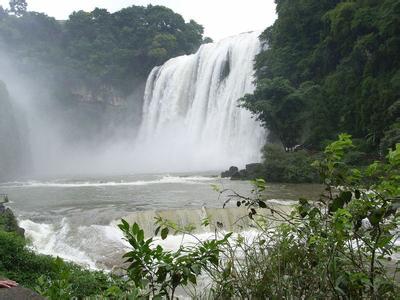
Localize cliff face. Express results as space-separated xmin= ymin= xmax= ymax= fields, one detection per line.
xmin=72 ymin=84 xmax=126 ymax=107
xmin=0 ymin=81 xmax=27 ymax=181
xmin=64 ymin=80 xmax=146 ymax=140
xmin=0 ymin=286 xmax=45 ymax=300
xmin=0 ymin=75 xmax=146 ymax=179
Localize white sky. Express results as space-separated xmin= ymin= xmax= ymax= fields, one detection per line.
xmin=0 ymin=0 xmax=277 ymax=41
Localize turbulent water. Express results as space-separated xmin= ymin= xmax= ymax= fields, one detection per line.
xmin=135 ymin=32 xmax=265 ymax=172
xmin=2 ymin=175 xmax=323 ymax=269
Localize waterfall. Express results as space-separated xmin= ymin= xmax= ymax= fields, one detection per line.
xmin=135 ymin=32 xmax=265 ymax=172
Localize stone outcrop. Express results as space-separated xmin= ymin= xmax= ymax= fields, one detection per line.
xmin=0 ymin=286 xmax=45 ymax=300
xmin=221 ymin=166 xmax=239 ymax=178
xmin=72 ymin=84 xmax=126 ymax=106
xmin=222 ymin=163 xmax=263 ymax=180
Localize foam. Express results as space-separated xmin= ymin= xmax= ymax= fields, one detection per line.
xmin=2 ymin=175 xmax=216 ymax=188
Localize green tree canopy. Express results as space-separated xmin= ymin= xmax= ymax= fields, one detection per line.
xmin=0 ymin=4 xmax=205 ymax=95
xmin=244 ymin=0 xmax=400 ymax=154
xmin=9 ymin=0 xmax=27 ymax=17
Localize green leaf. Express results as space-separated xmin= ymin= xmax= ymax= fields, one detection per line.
xmin=161 ymin=227 xmax=169 ymax=240
xmin=132 ymin=223 xmax=139 ymax=235
xmin=368 ymin=208 xmax=385 ymax=226
xmin=155 ymin=226 xmax=161 ymax=236
xmin=137 ymin=229 xmax=144 ymax=242
xmin=211 ymin=184 xmax=220 ymax=192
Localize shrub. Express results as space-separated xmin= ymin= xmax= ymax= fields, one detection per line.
xmin=261 ymin=144 xmax=320 ymax=183
xmin=0 ymin=206 xmax=24 ymax=234
xmin=0 ymin=217 xmax=120 ymax=299
xmin=0 ymin=231 xmax=56 ymax=287
xmin=206 ymin=134 xmax=400 ymax=298
xmin=117 ymin=135 xmax=400 ymax=299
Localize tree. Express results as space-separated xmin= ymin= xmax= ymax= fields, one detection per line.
xmin=241 ymin=77 xmax=308 ymax=150
xmin=203 ymin=37 xmax=213 ymax=44
xmin=245 ymin=0 xmax=400 ymax=154
xmin=9 ymin=0 xmax=27 ymax=17
xmin=0 ymin=6 xmax=7 ymax=18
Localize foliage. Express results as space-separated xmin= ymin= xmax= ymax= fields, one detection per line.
xmin=118 ymin=218 xmax=231 ymax=299
xmin=261 ymin=143 xmax=320 ymax=183
xmin=243 ymin=0 xmax=400 ymax=154
xmin=0 ymin=206 xmax=22 ymax=233
xmin=111 ymin=136 xmax=399 ymax=299
xmin=35 ymin=258 xmax=125 ymax=300
xmin=63 ymin=5 xmax=205 ymax=93
xmin=0 ymin=230 xmax=56 ymax=287
xmin=8 ymin=0 xmax=27 ymax=17
xmin=241 ymin=78 xmax=311 ymax=150
xmin=205 ymin=135 xmax=400 ymax=298
xmin=0 ymin=4 xmax=205 ymax=95
xmin=0 ymin=213 xmax=122 ymax=299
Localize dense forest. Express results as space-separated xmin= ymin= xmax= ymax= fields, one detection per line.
xmin=243 ymin=0 xmax=400 ymax=156
xmin=0 ymin=0 xmax=207 ymax=95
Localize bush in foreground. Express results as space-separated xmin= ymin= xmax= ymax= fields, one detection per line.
xmin=0 ymin=215 xmax=121 ymax=299
xmin=116 ymin=134 xmax=400 ymax=299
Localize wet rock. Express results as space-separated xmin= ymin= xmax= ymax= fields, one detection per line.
xmin=223 ymin=163 xmax=264 ymax=180
xmin=221 ymin=166 xmax=239 ymax=178
xmin=230 ymin=171 xmax=242 ymax=180
xmin=0 ymin=286 xmax=44 ymax=300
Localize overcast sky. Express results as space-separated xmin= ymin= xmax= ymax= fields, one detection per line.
xmin=0 ymin=0 xmax=277 ymax=41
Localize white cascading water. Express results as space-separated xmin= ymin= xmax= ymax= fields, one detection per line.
xmin=135 ymin=31 xmax=265 ymax=172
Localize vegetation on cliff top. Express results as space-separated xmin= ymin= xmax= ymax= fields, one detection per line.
xmin=242 ymin=0 xmax=400 ymax=154
xmin=0 ymin=0 xmax=207 ymax=95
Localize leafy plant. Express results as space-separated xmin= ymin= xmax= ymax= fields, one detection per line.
xmin=118 ymin=218 xmax=232 ymax=299
xmin=205 ymin=135 xmax=400 ymax=298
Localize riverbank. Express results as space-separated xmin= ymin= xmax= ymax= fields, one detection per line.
xmin=0 ymin=201 xmax=124 ymax=299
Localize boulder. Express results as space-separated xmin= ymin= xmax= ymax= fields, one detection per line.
xmin=230 ymin=169 xmax=248 ymax=180
xmin=0 ymin=286 xmax=44 ymax=300
xmin=221 ymin=166 xmax=239 ymax=178
xmin=230 ymin=171 xmax=241 ymax=180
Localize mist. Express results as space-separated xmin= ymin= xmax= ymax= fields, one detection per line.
xmin=0 ymin=32 xmax=265 ymax=180
xmin=0 ymin=52 xmax=147 ymax=179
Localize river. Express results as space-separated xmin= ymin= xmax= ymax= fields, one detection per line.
xmin=1 ymin=173 xmax=322 ymax=270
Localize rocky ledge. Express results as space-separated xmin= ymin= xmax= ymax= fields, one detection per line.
xmin=0 ymin=286 xmax=44 ymax=300
xmin=221 ymin=163 xmax=263 ymax=180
